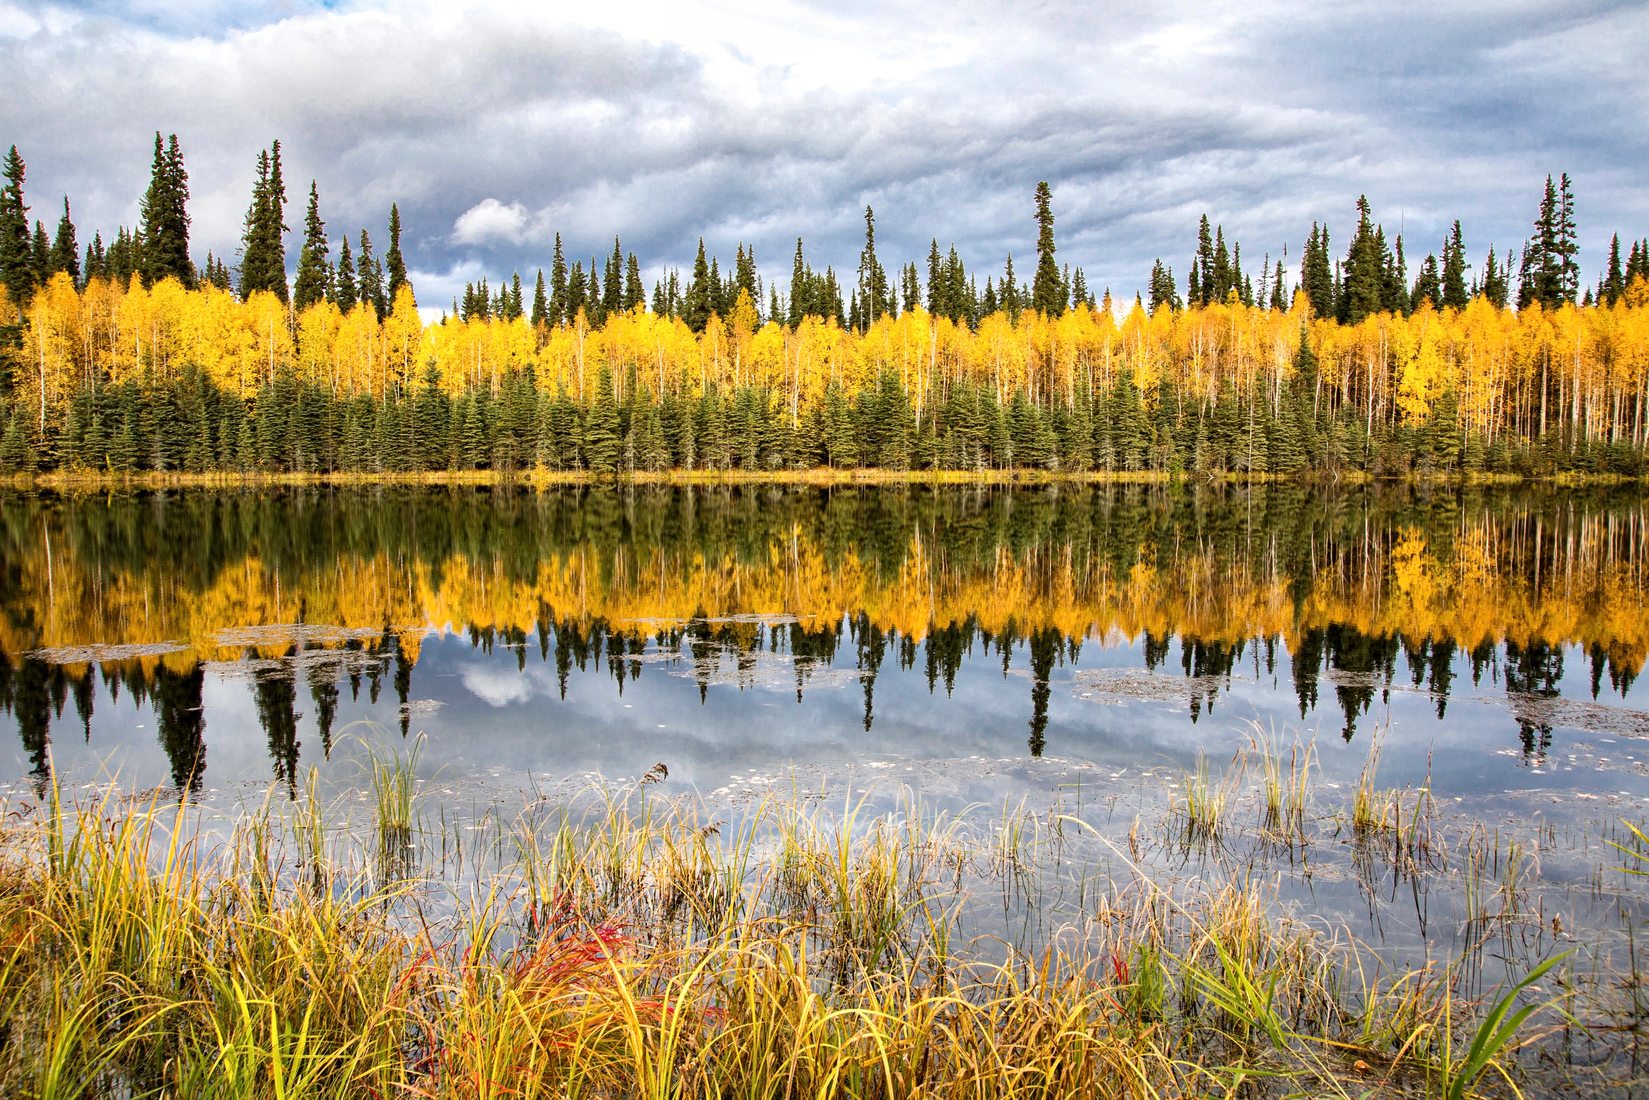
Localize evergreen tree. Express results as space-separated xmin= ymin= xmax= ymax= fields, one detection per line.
xmin=140 ymin=133 xmax=194 ymax=288
xmin=1441 ymin=220 xmax=1468 ymax=310
xmin=49 ymin=197 xmax=79 ymax=285
xmin=1299 ymin=222 xmax=1335 ymax=317
xmin=1269 ymin=258 xmax=1288 ymax=311
xmin=1193 ymin=215 xmax=1214 ymax=306
xmin=1411 ymin=253 xmax=1441 ymax=310
xmin=1518 ymin=173 xmax=1579 ymax=309
xmin=0 ymin=144 xmax=32 ymax=304
xmin=854 ymin=206 xmax=893 ymax=331
xmin=240 ymin=142 xmax=290 ymax=300
xmin=549 ymin=232 xmax=569 ymax=326
xmin=358 ymin=230 xmax=385 ymax=319
xmin=334 ymin=236 xmax=357 ymax=311
xmin=683 ymin=238 xmax=712 ymax=331
xmin=30 ymin=221 xmax=49 ymax=286
xmin=1601 ymin=233 xmax=1625 ymax=306
xmin=1480 ymin=246 xmax=1508 ymax=309
xmin=604 ymin=237 xmax=624 ymax=318
xmin=624 ymin=252 xmax=644 ymax=311
xmin=1148 ymin=259 xmax=1179 ymax=312
xmin=505 ymin=272 xmax=524 ymax=320
xmin=583 ymin=367 xmax=621 ymax=473
xmin=1030 ymin=181 xmax=1064 ymax=316
xmin=292 ymin=181 xmax=330 ymax=311
xmin=384 ymin=203 xmax=408 ymax=300
xmin=1339 ymin=196 xmax=1388 ymax=324
xmin=531 ymin=269 xmax=548 ymax=328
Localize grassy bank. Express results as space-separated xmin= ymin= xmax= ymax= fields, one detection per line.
xmin=0 ymin=753 xmax=1585 ymax=1100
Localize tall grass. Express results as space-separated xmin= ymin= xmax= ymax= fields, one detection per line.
xmin=0 ymin=778 xmax=1565 ymax=1099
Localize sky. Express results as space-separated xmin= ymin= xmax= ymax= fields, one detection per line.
xmin=1 ymin=0 xmax=1645 ymax=317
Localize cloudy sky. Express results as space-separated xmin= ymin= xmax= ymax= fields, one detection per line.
xmin=1 ymin=0 xmax=1645 ymax=314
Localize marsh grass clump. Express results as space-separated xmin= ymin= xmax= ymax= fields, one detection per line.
xmin=0 ymin=778 xmax=1574 ymax=1099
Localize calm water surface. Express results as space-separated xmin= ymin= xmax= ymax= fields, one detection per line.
xmin=1 ymin=483 xmax=1645 ymax=808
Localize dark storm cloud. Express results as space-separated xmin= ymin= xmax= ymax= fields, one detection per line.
xmin=0 ymin=0 xmax=1643 ymax=312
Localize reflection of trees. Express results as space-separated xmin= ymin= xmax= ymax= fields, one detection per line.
xmin=4 ymin=483 xmax=1649 ymax=780
xmin=254 ymin=663 xmax=300 ymax=798
xmin=154 ymin=661 xmax=206 ymax=792
xmin=1506 ymin=639 xmax=1563 ymax=760
xmin=1027 ymin=627 xmax=1060 ymax=757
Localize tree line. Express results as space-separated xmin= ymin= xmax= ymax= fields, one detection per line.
xmin=2 ymin=136 xmax=1648 ymax=478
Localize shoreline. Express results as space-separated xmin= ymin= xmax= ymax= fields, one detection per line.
xmin=5 ymin=466 xmax=1646 ymax=492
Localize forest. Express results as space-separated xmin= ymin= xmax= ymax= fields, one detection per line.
xmin=2 ymin=139 xmax=1648 ymax=478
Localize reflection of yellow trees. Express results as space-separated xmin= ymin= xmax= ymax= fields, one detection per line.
xmin=13 ymin=274 xmax=1649 ymax=445
xmin=5 ymin=504 xmax=1645 ymax=680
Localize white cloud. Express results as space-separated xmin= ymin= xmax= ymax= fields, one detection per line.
xmin=451 ymin=198 xmax=534 ymax=247
xmin=0 ymin=0 xmax=1643 ymax=301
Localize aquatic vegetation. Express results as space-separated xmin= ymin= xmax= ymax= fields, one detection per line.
xmin=0 ymin=770 xmax=1590 ymax=1099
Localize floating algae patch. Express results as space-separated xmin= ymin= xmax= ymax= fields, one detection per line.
xmin=26 ymin=641 xmax=191 ymax=663
xmin=204 ymin=646 xmax=390 ymax=681
xmin=1496 ymin=692 xmax=1649 ymax=738
xmin=212 ymin=623 xmax=389 ymax=648
xmin=1071 ymin=668 xmax=1230 ymax=706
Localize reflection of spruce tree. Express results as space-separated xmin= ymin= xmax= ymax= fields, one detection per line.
xmin=853 ymin=614 xmax=887 ymax=733
xmin=13 ymin=656 xmax=53 ymax=790
xmin=394 ymin=633 xmax=414 ymax=739
xmin=1027 ymin=627 xmax=1059 ymax=758
xmin=253 ymin=665 xmax=299 ymax=798
xmin=71 ymin=667 xmax=95 ymax=740
xmin=1290 ymin=628 xmax=1325 ymax=718
xmin=1426 ymin=639 xmax=1456 ymax=719
xmin=1505 ymin=639 xmax=1562 ymax=759
xmin=154 ymin=661 xmax=206 ymax=792
xmin=1324 ymin=625 xmax=1399 ymax=742
xmin=307 ymin=660 xmax=339 ymax=759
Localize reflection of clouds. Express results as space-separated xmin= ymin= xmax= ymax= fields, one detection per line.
xmin=459 ymin=662 xmax=548 ymax=707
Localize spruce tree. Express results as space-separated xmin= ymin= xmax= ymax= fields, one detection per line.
xmin=239 ymin=142 xmax=288 ymax=300
xmin=1339 ymin=196 xmax=1387 ymax=323
xmin=549 ymin=233 xmax=568 ymax=326
xmin=1441 ymin=220 xmax=1468 ymax=310
xmin=1518 ymin=174 xmax=1578 ymax=309
xmin=292 ymin=181 xmax=330 ymax=311
xmin=1148 ymin=260 xmax=1179 ymax=312
xmin=531 ymin=269 xmax=548 ymax=328
xmin=1480 ymin=246 xmax=1508 ymax=308
xmin=789 ymin=239 xmax=807 ymax=326
xmin=683 ymin=238 xmax=712 ymax=331
xmin=604 ymin=237 xmax=624 ymax=318
xmin=30 ymin=221 xmax=49 ymax=287
xmin=0 ymin=144 xmax=31 ymax=304
xmin=1299 ymin=223 xmax=1335 ymax=317
xmin=49 ymin=197 xmax=79 ymax=285
xmin=139 ymin=134 xmax=194 ymax=288
xmin=334 ymin=236 xmax=357 ymax=311
xmin=357 ymin=230 xmax=385 ymax=319
xmin=623 ymin=252 xmax=644 ymax=311
xmin=1030 ymin=181 xmax=1064 ymax=316
xmin=384 ymin=203 xmax=408 ymax=300
xmin=1602 ymin=234 xmax=1625 ymax=306
xmin=854 ymin=206 xmax=893 ymax=331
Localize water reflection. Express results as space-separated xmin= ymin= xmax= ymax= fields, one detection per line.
xmin=0 ymin=482 xmax=1646 ymax=794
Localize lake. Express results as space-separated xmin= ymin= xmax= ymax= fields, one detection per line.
xmin=6 ymin=480 xmax=1649 ymax=1089
xmin=3 ymin=482 xmax=1645 ymax=803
